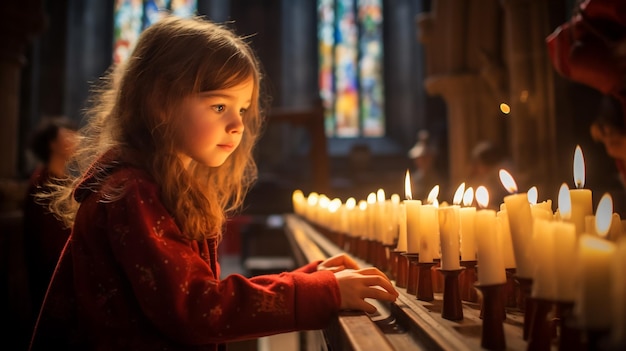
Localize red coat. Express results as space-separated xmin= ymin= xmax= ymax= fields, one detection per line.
xmin=30 ymin=162 xmax=341 ymax=350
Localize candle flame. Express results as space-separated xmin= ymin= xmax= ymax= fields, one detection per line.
xmin=358 ymin=200 xmax=367 ymax=211
xmin=462 ymin=187 xmax=474 ymax=207
xmin=557 ymin=183 xmax=571 ymax=220
xmin=573 ymin=145 xmax=585 ymax=189
xmin=307 ymin=192 xmax=319 ymax=206
xmin=405 ymin=169 xmax=413 ymax=200
xmin=328 ymin=198 xmax=342 ymax=213
xmin=318 ymin=194 xmax=330 ymax=208
xmin=432 ymin=199 xmax=440 ymax=208
xmin=476 ymin=186 xmax=489 ymax=208
xmin=527 ymin=186 xmax=538 ymax=205
xmin=391 ymin=193 xmax=400 ymax=204
xmin=426 ymin=185 xmax=440 ymax=204
xmin=292 ymin=189 xmax=304 ymax=202
xmin=453 ymin=182 xmax=465 ymax=205
xmin=377 ymin=188 xmax=386 ymax=203
xmin=345 ymin=197 xmax=356 ymax=210
xmin=595 ymin=193 xmax=613 ymax=237
xmin=499 ymin=169 xmax=518 ymax=193
xmin=367 ymin=192 xmax=376 ymax=204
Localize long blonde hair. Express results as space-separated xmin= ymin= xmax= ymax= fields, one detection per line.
xmin=50 ymin=16 xmax=265 ymax=241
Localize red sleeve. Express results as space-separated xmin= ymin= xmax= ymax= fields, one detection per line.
xmin=101 ymin=177 xmax=341 ymax=344
xmin=292 ymin=260 xmax=323 ymax=273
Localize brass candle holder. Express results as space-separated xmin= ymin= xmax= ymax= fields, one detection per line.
xmin=438 ymin=267 xmax=465 ymax=321
xmin=475 ymin=283 xmax=507 ymax=350
xmin=389 ymin=249 xmax=403 ymax=281
xmin=504 ymin=268 xmax=517 ymax=308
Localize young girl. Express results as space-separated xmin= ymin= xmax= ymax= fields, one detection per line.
xmin=30 ymin=15 xmax=397 ymax=350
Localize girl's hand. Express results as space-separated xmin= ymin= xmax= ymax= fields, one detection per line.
xmin=318 ymin=253 xmax=360 ymax=273
xmin=334 ymin=267 xmax=399 ymax=313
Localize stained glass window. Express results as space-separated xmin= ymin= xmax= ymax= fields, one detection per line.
xmin=318 ymin=0 xmax=384 ymax=138
xmin=113 ymin=0 xmax=197 ymax=64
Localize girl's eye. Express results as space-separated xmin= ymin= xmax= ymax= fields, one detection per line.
xmin=239 ymin=108 xmax=247 ymax=116
xmin=212 ymin=105 xmax=225 ymax=113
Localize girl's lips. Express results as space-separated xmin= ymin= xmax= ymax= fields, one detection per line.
xmin=218 ymin=144 xmax=235 ymax=151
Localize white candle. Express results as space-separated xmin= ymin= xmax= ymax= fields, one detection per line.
xmin=474 ymin=186 xmax=506 ymax=285
xmin=404 ymin=170 xmax=421 ymax=253
xmin=530 ymin=218 xmax=556 ymax=300
xmin=613 ymin=237 xmax=626 ymax=344
xmin=570 ymin=145 xmax=593 ymax=235
xmin=496 ymin=209 xmax=516 ymax=269
xmin=575 ymin=234 xmax=616 ymax=329
xmin=396 ymin=202 xmax=408 ymax=251
xmin=438 ymin=205 xmax=461 ymax=270
xmin=552 ymin=220 xmax=577 ymax=302
xmin=418 ymin=203 xmax=439 ymax=263
xmin=459 ymin=187 xmax=477 ymax=261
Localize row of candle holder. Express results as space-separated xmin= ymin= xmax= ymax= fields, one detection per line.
xmin=309 ymin=219 xmax=623 ymax=351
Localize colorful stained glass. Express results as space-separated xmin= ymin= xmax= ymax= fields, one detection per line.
xmin=113 ymin=0 xmax=197 ymax=64
xmin=317 ymin=0 xmax=384 ymax=138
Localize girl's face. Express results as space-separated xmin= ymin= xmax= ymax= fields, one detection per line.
xmin=178 ymin=77 xmax=253 ymax=168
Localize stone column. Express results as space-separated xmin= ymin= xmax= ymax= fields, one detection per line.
xmin=0 ymin=1 xmax=46 ymax=178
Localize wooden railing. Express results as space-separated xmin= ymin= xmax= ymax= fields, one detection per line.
xmin=283 ymin=214 xmax=528 ymax=351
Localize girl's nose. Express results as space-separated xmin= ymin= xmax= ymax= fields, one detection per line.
xmin=227 ymin=113 xmax=244 ymax=134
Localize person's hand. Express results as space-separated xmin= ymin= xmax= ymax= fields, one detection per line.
xmin=317 ymin=253 xmax=360 ymax=273
xmin=333 ymin=267 xmax=399 ymax=313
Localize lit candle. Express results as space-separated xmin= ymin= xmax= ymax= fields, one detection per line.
xmin=530 ymin=218 xmax=556 ymax=300
xmin=474 ymin=186 xmax=506 ymax=285
xmin=576 ymin=235 xmax=616 ymax=329
xmin=459 ymin=187 xmax=477 ymax=261
xmin=396 ymin=202 xmax=408 ymax=251
xmin=554 ymin=183 xmax=577 ymax=302
xmin=292 ymin=189 xmax=305 ymax=216
xmin=344 ymin=197 xmax=357 ymax=236
xmin=404 ymin=170 xmax=422 ymax=253
xmin=612 ymin=237 xmax=626 ymax=344
xmin=384 ymin=194 xmax=401 ymax=245
xmin=496 ymin=209 xmax=516 ymax=269
xmin=376 ymin=188 xmax=386 ymax=242
xmin=500 ymin=169 xmax=534 ymax=278
xmin=419 ymin=185 xmax=440 ymax=263
xmin=366 ymin=192 xmax=377 ymax=240
xmin=570 ymin=145 xmax=593 ymax=235
xmin=438 ymin=183 xmax=463 ymax=270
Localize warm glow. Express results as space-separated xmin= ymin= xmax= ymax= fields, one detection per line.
xmin=500 ymin=103 xmax=511 ymax=114
xmin=476 ymin=186 xmax=489 ymax=208
xmin=318 ymin=194 xmax=330 ymax=209
xmin=453 ymin=183 xmax=465 ymax=205
xmin=405 ymin=169 xmax=413 ymax=200
xmin=595 ymin=193 xmax=613 ymax=237
xmin=358 ymin=200 xmax=367 ymax=211
xmin=345 ymin=197 xmax=356 ymax=210
xmin=377 ymin=188 xmax=386 ymax=203
xmin=581 ymin=234 xmax=614 ymax=252
xmin=463 ymin=187 xmax=474 ymax=207
xmin=527 ymin=186 xmax=538 ymax=205
xmin=427 ymin=185 xmax=440 ymax=204
xmin=499 ymin=169 xmax=518 ymax=194
xmin=574 ymin=145 xmax=586 ymax=189
xmin=367 ymin=192 xmax=376 ymax=205
xmin=328 ymin=198 xmax=342 ymax=213
xmin=292 ymin=189 xmax=304 ymax=202
xmin=558 ymin=183 xmax=571 ymax=220
xmin=391 ymin=193 xmax=400 ymax=205
xmin=307 ymin=192 xmax=319 ymax=206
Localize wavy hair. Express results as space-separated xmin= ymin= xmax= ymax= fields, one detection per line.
xmin=49 ymin=16 xmax=265 ymax=241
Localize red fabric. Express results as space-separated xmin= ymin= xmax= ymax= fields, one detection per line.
xmin=546 ymin=0 xmax=626 ymax=99
xmin=30 ymin=161 xmax=340 ymax=350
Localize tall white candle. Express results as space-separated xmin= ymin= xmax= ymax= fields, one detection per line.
xmin=575 ymin=234 xmax=616 ymax=329
xmin=438 ymin=205 xmax=461 ymax=270
xmin=474 ymin=186 xmax=506 ymax=285
xmin=496 ymin=209 xmax=516 ymax=269
xmin=530 ymin=218 xmax=556 ymax=300
xmin=396 ymin=202 xmax=408 ymax=251
xmin=613 ymin=237 xmax=626 ymax=344
xmin=418 ymin=204 xmax=439 ymax=263
xmin=459 ymin=187 xmax=477 ymax=261
xmin=404 ymin=170 xmax=421 ymax=253
xmin=552 ymin=220 xmax=577 ymax=302
xmin=570 ymin=145 xmax=593 ymax=235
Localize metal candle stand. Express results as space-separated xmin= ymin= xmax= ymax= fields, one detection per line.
xmin=438 ymin=267 xmax=465 ymax=321
xmin=475 ymin=283 xmax=507 ymax=350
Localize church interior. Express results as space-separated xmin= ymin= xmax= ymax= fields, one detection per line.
xmin=1 ymin=0 xmax=626 ymax=350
